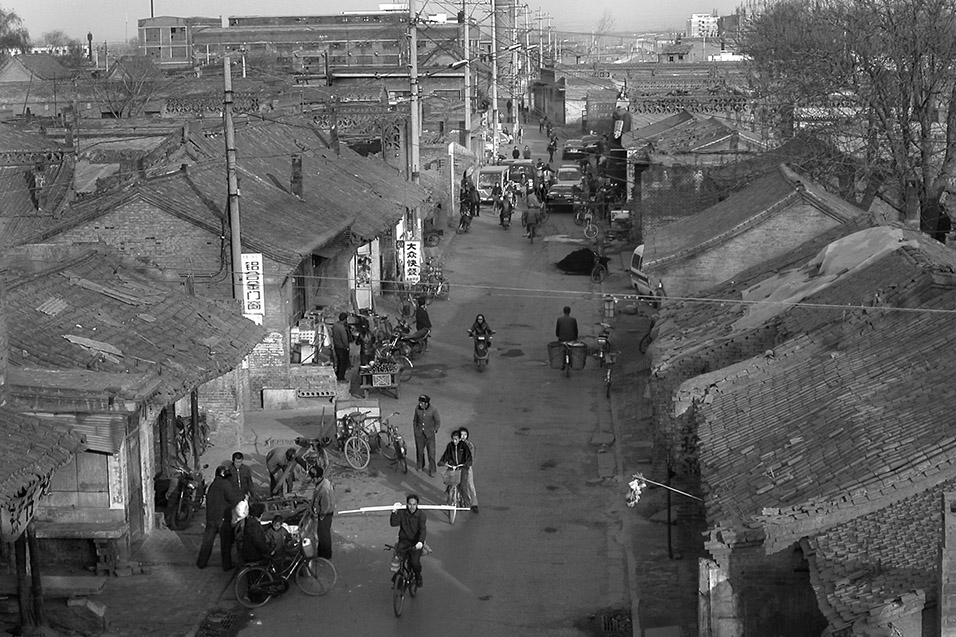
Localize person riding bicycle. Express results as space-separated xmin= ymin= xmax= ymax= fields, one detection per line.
xmin=439 ymin=429 xmax=472 ymax=470
xmin=468 ymin=314 xmax=493 ymax=338
xmin=522 ymin=191 xmax=543 ymax=238
xmin=389 ymin=494 xmax=427 ymax=588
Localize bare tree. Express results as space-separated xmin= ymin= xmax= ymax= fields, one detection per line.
xmin=739 ymin=0 xmax=956 ymax=234
xmin=589 ymin=11 xmax=616 ymax=60
xmin=0 ymin=6 xmax=30 ymax=60
xmin=40 ymin=30 xmax=70 ymax=48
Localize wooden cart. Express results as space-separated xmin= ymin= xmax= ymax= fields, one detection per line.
xmin=358 ymin=363 xmax=401 ymax=399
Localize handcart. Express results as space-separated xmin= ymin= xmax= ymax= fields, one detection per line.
xmin=358 ymin=362 xmax=402 ymax=399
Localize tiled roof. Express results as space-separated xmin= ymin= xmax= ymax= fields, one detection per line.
xmin=626 ymin=111 xmax=697 ymax=144
xmin=4 ymin=247 xmax=267 ymax=407
xmin=0 ymin=406 xmax=85 ymax=509
xmin=645 ymin=164 xmax=865 ymax=267
xmin=801 ymin=476 xmax=951 ymax=632
xmin=0 ymin=124 xmax=75 ymax=247
xmin=4 ymin=54 xmax=71 ymax=80
xmin=172 ymin=116 xmax=430 ymax=242
xmin=695 ymin=232 xmax=956 ymax=548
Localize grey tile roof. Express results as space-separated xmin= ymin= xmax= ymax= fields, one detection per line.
xmin=645 ymin=164 xmax=866 ymax=267
xmin=0 ymin=407 xmax=86 ymax=509
xmin=2 ymin=54 xmax=72 ymax=80
xmin=801 ymin=476 xmax=953 ymax=631
xmin=4 ymin=246 xmax=266 ymax=407
xmin=692 ymin=231 xmax=956 ymax=550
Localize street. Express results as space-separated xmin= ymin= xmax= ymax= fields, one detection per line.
xmin=236 ymin=201 xmax=630 ymax=635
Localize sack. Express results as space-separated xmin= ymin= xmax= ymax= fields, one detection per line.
xmin=232 ymin=495 xmax=249 ymax=526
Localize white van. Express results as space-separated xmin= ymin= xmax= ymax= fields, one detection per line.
xmin=630 ymin=245 xmax=664 ymax=306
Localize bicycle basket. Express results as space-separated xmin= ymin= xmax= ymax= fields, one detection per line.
xmin=442 ymin=467 xmax=462 ymax=487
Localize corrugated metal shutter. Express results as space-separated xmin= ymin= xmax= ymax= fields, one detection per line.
xmin=41 ymin=413 xmax=128 ymax=453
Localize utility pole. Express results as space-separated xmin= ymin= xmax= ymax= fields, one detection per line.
xmin=536 ymin=9 xmax=543 ymax=69
xmin=223 ymin=57 xmax=243 ymax=301
xmin=490 ymin=0 xmax=500 ymax=158
xmin=408 ymin=0 xmax=421 ymax=183
xmin=462 ymin=0 xmax=472 ymax=154
xmin=511 ymin=1 xmax=519 ymax=137
xmin=524 ymin=4 xmax=532 ymax=112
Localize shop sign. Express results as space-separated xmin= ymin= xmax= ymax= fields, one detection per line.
xmin=241 ymin=253 xmax=264 ymax=318
xmin=403 ymin=240 xmax=422 ymax=284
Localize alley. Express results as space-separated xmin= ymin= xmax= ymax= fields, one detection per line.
xmin=236 ymin=192 xmax=627 ymax=635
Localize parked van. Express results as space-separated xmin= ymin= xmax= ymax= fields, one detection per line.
xmin=476 ymin=165 xmax=509 ymax=204
xmin=501 ymin=158 xmax=540 ymax=193
xmin=630 ymin=245 xmax=665 ymax=307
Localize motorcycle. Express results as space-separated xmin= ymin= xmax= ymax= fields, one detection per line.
xmin=469 ymin=329 xmax=496 ymax=371
xmin=395 ymin=318 xmax=431 ymax=360
xmin=154 ymin=463 xmax=208 ymax=530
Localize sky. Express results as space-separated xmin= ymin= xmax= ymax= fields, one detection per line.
xmin=6 ymin=0 xmax=743 ymax=44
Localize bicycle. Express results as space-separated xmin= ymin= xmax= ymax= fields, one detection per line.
xmin=590 ymin=258 xmax=609 ymax=283
xmin=442 ymin=463 xmax=465 ymax=524
xmin=339 ymin=410 xmax=402 ymax=470
xmin=385 ymin=544 xmax=419 ymax=617
xmin=604 ymin=350 xmax=619 ymax=398
xmin=234 ymin=541 xmax=337 ymax=608
xmin=583 ymin=209 xmax=598 ymax=239
xmin=175 ymin=414 xmax=212 ymax=466
xmin=594 ymin=322 xmax=613 ymax=367
xmin=375 ymin=412 xmax=408 ymax=473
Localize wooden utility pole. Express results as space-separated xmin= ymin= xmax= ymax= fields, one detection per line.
xmin=223 ymin=57 xmax=243 ymax=301
xmin=409 ymin=0 xmax=421 ymax=183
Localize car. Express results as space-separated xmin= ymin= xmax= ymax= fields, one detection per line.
xmin=582 ymin=134 xmax=602 ymax=155
xmin=561 ymin=139 xmax=586 ymax=160
xmin=544 ymin=183 xmax=580 ymax=212
xmin=501 ymin=159 xmax=539 ymax=193
xmin=475 ymin=166 xmax=509 ymax=204
xmin=553 ymin=165 xmax=582 ymax=187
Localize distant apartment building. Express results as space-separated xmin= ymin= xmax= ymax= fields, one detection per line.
xmin=138 ymin=16 xmax=221 ymax=70
xmin=686 ymin=13 xmax=718 ymax=38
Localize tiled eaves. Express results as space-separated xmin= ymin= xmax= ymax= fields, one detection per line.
xmin=800 ymin=475 xmax=954 ymax=632
xmin=698 ymin=307 xmax=956 ymax=546
xmin=0 ymin=407 xmax=86 ymax=508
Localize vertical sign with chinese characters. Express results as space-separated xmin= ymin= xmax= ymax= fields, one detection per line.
xmin=241 ymin=253 xmax=264 ymax=322
xmin=403 ymin=240 xmax=422 ymax=284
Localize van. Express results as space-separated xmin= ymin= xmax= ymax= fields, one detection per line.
xmin=476 ymin=165 xmax=509 ymax=204
xmin=630 ymin=245 xmax=665 ymax=307
xmin=501 ymin=159 xmax=540 ymax=193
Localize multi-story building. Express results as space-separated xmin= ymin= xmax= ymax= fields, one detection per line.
xmin=138 ymin=16 xmax=221 ymax=70
xmin=686 ymin=13 xmax=718 ymax=39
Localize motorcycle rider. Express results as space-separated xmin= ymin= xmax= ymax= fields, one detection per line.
xmin=469 ymin=314 xmax=493 ymax=337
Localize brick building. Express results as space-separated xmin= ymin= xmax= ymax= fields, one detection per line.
xmin=643 ymin=164 xmax=867 ymax=299
xmin=646 ymin=226 xmax=956 ymax=636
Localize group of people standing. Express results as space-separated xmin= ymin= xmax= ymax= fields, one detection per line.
xmin=196 ymin=450 xmax=335 ymax=571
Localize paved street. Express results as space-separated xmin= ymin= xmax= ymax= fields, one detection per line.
xmin=233 ymin=186 xmax=628 ymax=635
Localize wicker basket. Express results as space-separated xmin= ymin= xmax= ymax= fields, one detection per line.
xmin=442 ymin=467 xmax=462 ymax=487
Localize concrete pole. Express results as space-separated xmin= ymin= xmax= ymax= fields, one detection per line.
xmin=409 ymin=0 xmax=421 ymax=183
xmin=463 ymin=2 xmax=472 ymax=154
xmin=490 ymin=0 xmax=500 ymax=158
xmin=223 ymin=56 xmax=243 ymax=302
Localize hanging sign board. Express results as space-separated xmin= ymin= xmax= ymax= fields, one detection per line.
xmin=241 ymin=253 xmax=264 ymax=318
xmin=403 ymin=240 xmax=422 ymax=284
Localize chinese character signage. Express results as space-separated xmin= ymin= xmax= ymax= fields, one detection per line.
xmin=403 ymin=240 xmax=422 ymax=284
xmin=241 ymin=253 xmax=264 ymax=318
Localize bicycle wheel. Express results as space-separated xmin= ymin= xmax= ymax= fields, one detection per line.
xmin=395 ymin=356 xmax=413 ymax=382
xmin=574 ymin=210 xmax=586 ymax=226
xmin=447 ymin=486 xmax=460 ymax=525
xmin=344 ymin=436 xmax=371 ymax=470
xmin=399 ymin=454 xmax=408 ymax=474
xmin=639 ymin=331 xmax=652 ymax=354
xmin=235 ymin=566 xmax=273 ymax=608
xmin=296 ymin=557 xmax=337 ymax=596
xmin=379 ymin=432 xmax=396 ymax=460
xmin=392 ymin=574 xmax=406 ymax=617
xmin=590 ymin=264 xmax=608 ymax=284
xmin=584 ymin=223 xmax=598 ymax=239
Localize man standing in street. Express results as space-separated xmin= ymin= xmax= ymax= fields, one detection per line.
xmin=309 ymin=465 xmax=335 ymax=559
xmin=547 ymin=138 xmax=557 ymax=163
xmin=414 ymin=298 xmax=432 ymax=334
xmin=197 ymin=466 xmax=242 ymax=570
xmin=412 ymin=395 xmax=441 ymax=476
xmin=228 ymin=451 xmax=255 ymax=499
xmin=332 ymin=312 xmax=351 ymax=383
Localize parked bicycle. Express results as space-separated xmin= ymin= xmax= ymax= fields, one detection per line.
xmin=234 ymin=539 xmax=337 ymax=608
xmin=375 ymin=413 xmax=408 ymax=473
xmin=385 ymin=544 xmax=419 ymax=617
xmin=594 ymin=322 xmax=613 ymax=367
xmin=583 ymin=209 xmax=598 ymax=240
xmin=604 ymin=350 xmax=619 ymax=398
xmin=442 ymin=463 xmax=465 ymax=524
xmin=338 ymin=410 xmax=402 ymax=470
xmin=175 ymin=414 xmax=211 ymax=466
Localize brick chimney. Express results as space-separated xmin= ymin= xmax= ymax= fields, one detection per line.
xmin=291 ymin=153 xmax=303 ymax=197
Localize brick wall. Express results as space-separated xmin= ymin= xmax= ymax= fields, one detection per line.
xmin=640 ymin=165 xmax=723 ymax=236
xmin=706 ymin=541 xmax=827 ymax=636
xmin=51 ymin=199 xmax=227 ymax=281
